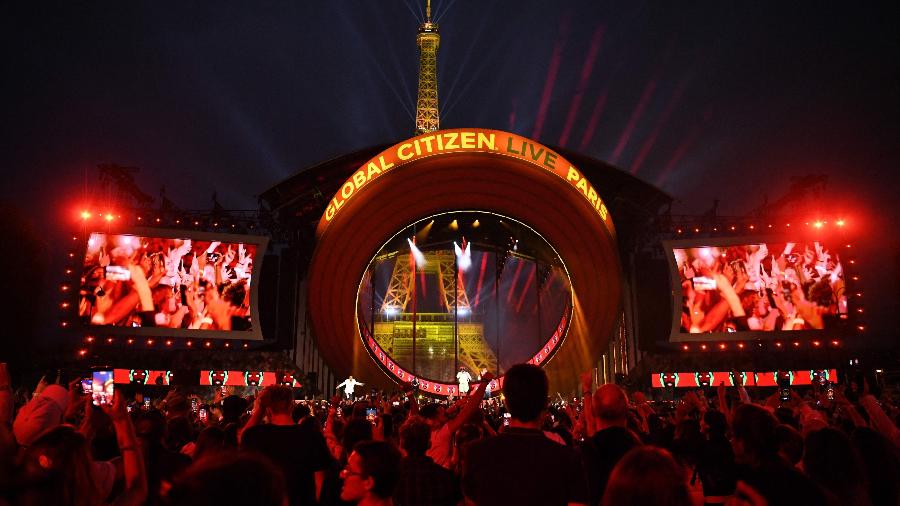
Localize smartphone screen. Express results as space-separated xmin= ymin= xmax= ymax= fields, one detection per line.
xmin=199 ymin=408 xmax=208 ymax=423
xmin=503 ymin=412 xmax=511 ymax=426
xmin=104 ymin=265 xmax=131 ymax=281
xmin=366 ymin=407 xmax=377 ymax=423
xmin=191 ymin=398 xmax=198 ymax=413
xmin=144 ymin=398 xmax=151 ymax=410
xmin=779 ymin=387 xmax=791 ymax=402
xmin=92 ymin=371 xmax=114 ymax=406
xmin=826 ymin=382 xmax=835 ymax=401
xmin=81 ymin=378 xmax=92 ymax=395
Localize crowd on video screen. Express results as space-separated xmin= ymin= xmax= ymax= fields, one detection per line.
xmin=79 ymin=233 xmax=257 ymax=331
xmin=675 ymin=241 xmax=847 ymax=333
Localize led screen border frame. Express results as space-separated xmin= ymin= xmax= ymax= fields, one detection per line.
xmin=78 ymin=227 xmax=268 ymax=341
xmin=663 ymin=234 xmax=851 ymax=343
xmin=354 ymin=210 xmax=576 ymax=393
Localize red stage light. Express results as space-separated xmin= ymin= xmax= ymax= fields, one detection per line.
xmin=737 ymin=343 xmax=745 ymax=349
xmin=86 ymin=336 xmax=94 ymax=342
xmin=712 ymin=227 xmax=718 ymax=231
xmin=187 ymin=340 xmax=193 ymax=347
xmin=812 ymin=340 xmax=820 ymax=347
xmin=78 ymin=349 xmax=87 ymax=357
xmin=749 ymin=225 xmax=755 ymax=230
xmin=836 ymin=219 xmax=845 ymax=227
xmin=155 ymin=218 xmax=161 ymax=223
xmin=243 ymin=343 xmax=249 ymax=348
xmin=65 ymin=269 xmax=72 ymax=274
xmin=852 ymin=276 xmax=859 ymax=281
xmin=718 ymin=343 xmax=726 ymax=350
xmin=61 ymin=285 xmax=69 ymax=291
xmin=792 ymin=341 xmax=800 ymax=347
xmin=786 ymin=223 xmax=791 ymax=227
xmin=205 ymin=341 xmax=211 ymax=347
xmin=730 ymin=225 xmax=736 ymax=231
xmin=137 ymin=216 xmax=143 ymax=221
xmin=693 ymin=228 xmax=699 ymax=233
xmin=80 ymin=210 xmax=91 ymax=220
xmin=682 ymin=344 xmax=689 ymax=351
xmin=225 ymin=342 xmax=231 ymax=348
xmin=775 ymin=342 xmax=782 ymax=347
xmin=166 ymin=340 xmax=172 ymax=346
xmin=676 ymin=228 xmax=683 ymax=234
xmin=127 ymin=338 xmax=134 ymax=344
xmin=857 ymin=325 xmax=865 ymax=331
xmin=104 ymin=214 xmax=114 ymax=222
xmin=857 ymin=308 xmax=863 ymax=313
xmin=146 ymin=339 xmax=154 ymax=346
xmin=60 ymin=302 xmax=69 ymax=309
xmin=767 ymin=224 xmax=772 ymax=228
xmin=700 ymin=344 xmax=707 ymax=350
xmin=60 ymin=321 xmax=68 ymax=327
xmin=814 ymin=221 xmax=823 ymax=228
xmin=176 ymin=219 xmax=181 ymax=224
xmin=831 ymin=340 xmax=839 ymax=346
xmin=107 ymin=338 xmax=114 ymax=343
xmin=68 ymin=253 xmax=75 ymax=258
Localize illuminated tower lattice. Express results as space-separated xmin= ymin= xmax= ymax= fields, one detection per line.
xmin=414 ymin=0 xmax=440 ymax=134
xmin=375 ymin=250 xmax=495 ymax=380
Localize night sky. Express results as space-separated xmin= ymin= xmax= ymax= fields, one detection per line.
xmin=2 ymin=1 xmax=898 ymax=344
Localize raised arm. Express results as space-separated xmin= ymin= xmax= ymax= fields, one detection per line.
xmin=104 ymin=392 xmax=147 ymax=506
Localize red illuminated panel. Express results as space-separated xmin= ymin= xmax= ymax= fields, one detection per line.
xmin=651 ymin=369 xmax=837 ymax=388
xmin=199 ymin=370 xmax=300 ymax=387
xmin=113 ymin=369 xmax=171 ymax=385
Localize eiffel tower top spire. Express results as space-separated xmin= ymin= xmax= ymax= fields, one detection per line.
xmin=415 ymin=0 xmax=440 ymax=134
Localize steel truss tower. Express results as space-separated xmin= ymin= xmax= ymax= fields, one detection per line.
xmin=415 ymin=0 xmax=440 ymax=134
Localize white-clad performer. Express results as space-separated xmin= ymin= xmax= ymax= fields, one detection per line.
xmin=336 ymin=375 xmax=364 ymax=400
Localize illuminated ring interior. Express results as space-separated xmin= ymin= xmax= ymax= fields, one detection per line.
xmin=307 ymin=146 xmax=622 ymax=392
xmin=355 ymin=211 xmax=574 ymax=396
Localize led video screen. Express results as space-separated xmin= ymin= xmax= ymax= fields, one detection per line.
xmin=79 ymin=230 xmax=266 ymax=340
xmin=668 ymin=239 xmax=848 ymax=340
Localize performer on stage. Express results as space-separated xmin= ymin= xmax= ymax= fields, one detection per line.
xmin=456 ymin=366 xmax=473 ymax=394
xmin=336 ymin=375 xmax=364 ymax=400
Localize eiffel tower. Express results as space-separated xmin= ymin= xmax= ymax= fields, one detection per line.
xmin=373 ymin=249 xmax=496 ymax=381
xmin=414 ymin=0 xmax=440 ymax=134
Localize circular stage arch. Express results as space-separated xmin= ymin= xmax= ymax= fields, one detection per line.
xmin=307 ymin=128 xmax=622 ymax=393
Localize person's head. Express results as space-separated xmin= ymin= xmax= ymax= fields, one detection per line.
xmin=193 ymin=426 xmax=227 ymax=461
xmin=702 ymin=409 xmax=728 ymax=438
xmin=803 ymin=427 xmax=870 ymax=505
xmin=19 ymin=425 xmax=103 ymax=506
xmin=418 ymin=403 xmax=447 ymax=430
xmin=340 ymin=441 xmax=401 ymax=503
xmin=221 ymin=281 xmax=246 ymax=308
xmin=502 ymin=363 xmax=548 ymax=423
xmin=731 ymin=403 xmax=779 ymax=466
xmin=602 ymin=446 xmax=692 ymax=506
xmin=592 ymin=384 xmax=629 ymax=427
xmin=166 ymin=453 xmax=286 ymax=506
xmin=399 ymin=416 xmax=432 ymax=457
xmin=135 ymin=409 xmax=168 ymax=445
xmin=341 ymin=418 xmax=374 ymax=458
xmin=292 ymin=403 xmax=311 ymax=423
xmin=261 ymin=385 xmax=293 ymax=415
xmin=221 ymin=395 xmax=248 ymax=422
xmin=774 ymin=424 xmax=804 ymax=466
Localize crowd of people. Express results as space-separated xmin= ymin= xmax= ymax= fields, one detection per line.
xmin=0 ymin=360 xmax=898 ymax=505
xmin=676 ymin=242 xmax=847 ymax=332
xmin=79 ymin=234 xmax=256 ymax=331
